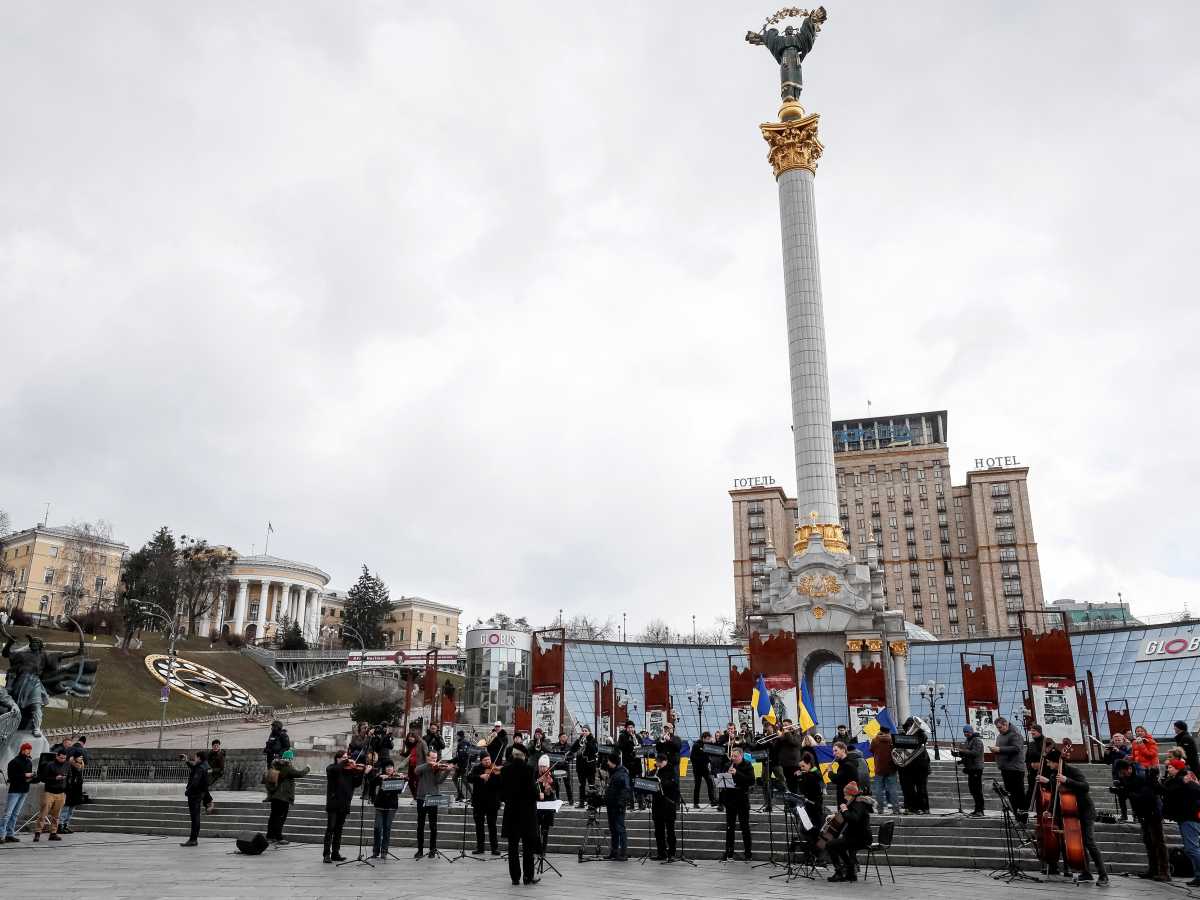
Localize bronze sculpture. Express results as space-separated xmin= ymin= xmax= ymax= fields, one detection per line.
xmin=1 ymin=619 xmax=98 ymax=740
xmin=745 ymin=6 xmax=827 ymax=104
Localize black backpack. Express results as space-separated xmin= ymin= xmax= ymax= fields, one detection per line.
xmin=1170 ymin=846 xmax=1194 ymax=878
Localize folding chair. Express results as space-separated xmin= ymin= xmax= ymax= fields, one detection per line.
xmin=862 ymin=820 xmax=895 ymax=884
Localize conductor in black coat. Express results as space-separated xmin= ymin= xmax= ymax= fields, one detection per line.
xmin=498 ymin=747 xmax=539 ymax=885
xmin=720 ymin=746 xmax=756 ymax=861
xmin=651 ymin=752 xmax=681 ymax=861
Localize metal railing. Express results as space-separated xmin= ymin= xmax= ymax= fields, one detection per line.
xmin=83 ymin=763 xmax=192 ymax=783
xmin=44 ymin=702 xmax=351 ymax=740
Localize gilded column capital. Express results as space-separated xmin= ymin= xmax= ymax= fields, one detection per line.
xmin=888 ymin=640 xmax=908 ymax=658
xmin=846 ymin=639 xmax=863 ymax=653
xmin=760 ymin=109 xmax=823 ymax=178
xmin=866 ymin=639 xmax=884 ymax=653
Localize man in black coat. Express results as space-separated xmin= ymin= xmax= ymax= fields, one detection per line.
xmin=1116 ymin=758 xmax=1167 ymax=881
xmin=498 ymin=747 xmax=539 ymax=885
xmin=180 ymin=750 xmax=209 ymax=847
xmin=605 ymin=752 xmax=632 ymax=860
xmin=1042 ymin=749 xmax=1108 ymax=883
xmin=466 ymin=753 xmax=502 ymax=856
xmin=1175 ymin=721 xmax=1200 ymax=776
xmin=264 ymin=720 xmax=291 ymax=766
xmin=720 ymin=746 xmax=756 ymax=861
xmin=571 ymin=726 xmax=598 ymax=807
xmin=1162 ymin=760 xmax=1200 ymax=886
xmin=552 ymin=731 xmax=575 ymax=806
xmin=691 ymin=731 xmax=718 ymax=809
xmin=323 ymin=750 xmax=367 ymax=863
xmin=952 ymin=724 xmax=986 ymax=816
xmin=486 ymin=722 xmax=508 ymax=762
xmin=617 ymin=721 xmax=644 ymax=810
xmin=651 ymin=752 xmax=681 ymax=861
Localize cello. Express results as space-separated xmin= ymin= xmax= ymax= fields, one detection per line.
xmin=1037 ymin=746 xmax=1086 ymax=874
xmin=1032 ymin=739 xmax=1059 ymax=869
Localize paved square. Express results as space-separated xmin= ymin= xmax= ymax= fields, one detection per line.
xmin=0 ymin=833 xmax=1179 ymax=900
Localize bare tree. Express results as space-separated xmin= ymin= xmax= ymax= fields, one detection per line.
xmin=557 ymin=615 xmax=618 ymax=640
xmin=57 ymin=520 xmax=115 ymax=617
xmin=637 ymin=619 xmax=674 ymax=643
xmin=0 ymin=508 xmax=13 ymax=610
xmin=177 ymin=537 xmax=237 ymax=635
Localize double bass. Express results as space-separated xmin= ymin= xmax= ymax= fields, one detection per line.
xmin=1034 ymin=744 xmax=1086 ymax=874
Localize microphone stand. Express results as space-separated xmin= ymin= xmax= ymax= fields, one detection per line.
xmin=673 ymin=794 xmax=698 ymax=867
xmin=337 ymin=771 xmax=374 ymax=868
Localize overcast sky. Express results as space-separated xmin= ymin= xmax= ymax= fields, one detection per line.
xmin=3 ymin=2 xmax=1198 ymax=636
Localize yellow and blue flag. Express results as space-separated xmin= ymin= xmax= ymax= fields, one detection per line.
xmin=798 ymin=678 xmax=817 ymax=731
xmin=860 ymin=706 xmax=896 ymax=740
xmin=752 ymin=674 xmax=776 ymax=726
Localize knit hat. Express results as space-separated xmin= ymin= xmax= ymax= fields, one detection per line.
xmin=282 ymin=749 xmax=295 ymax=760
xmin=963 ymin=725 xmax=974 ymax=735
xmin=538 ymin=755 xmax=550 ymax=769
xmin=1169 ymin=758 xmax=1188 ymax=771
xmin=19 ymin=742 xmax=32 ymax=753
xmin=844 ymin=783 xmax=861 ymax=797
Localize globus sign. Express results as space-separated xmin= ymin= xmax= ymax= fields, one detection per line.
xmin=465 ymin=629 xmax=532 ymax=652
xmin=1137 ymin=635 xmax=1200 ymax=663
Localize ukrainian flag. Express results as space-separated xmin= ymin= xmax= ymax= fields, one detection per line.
xmin=752 ymin=674 xmax=776 ymax=727
xmin=859 ymin=706 xmax=897 ymax=740
xmin=798 ymin=678 xmax=817 ymax=731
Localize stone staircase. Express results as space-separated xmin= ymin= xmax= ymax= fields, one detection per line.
xmin=66 ymin=793 xmax=1171 ymax=872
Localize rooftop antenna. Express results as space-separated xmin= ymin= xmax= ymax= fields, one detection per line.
xmin=42 ymin=502 xmax=50 ymax=526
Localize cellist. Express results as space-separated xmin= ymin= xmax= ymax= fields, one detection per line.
xmin=1037 ymin=747 xmax=1109 ymax=884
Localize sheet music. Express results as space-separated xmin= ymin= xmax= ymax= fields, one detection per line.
xmin=714 ymin=773 xmax=736 ymax=789
xmin=537 ymin=800 xmax=564 ymax=812
xmin=797 ymin=807 xmax=813 ymax=830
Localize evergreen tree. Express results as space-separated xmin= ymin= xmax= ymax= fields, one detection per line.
xmin=281 ymin=617 xmax=307 ymax=650
xmin=118 ymin=526 xmax=179 ymax=650
xmin=343 ymin=565 xmax=391 ymax=650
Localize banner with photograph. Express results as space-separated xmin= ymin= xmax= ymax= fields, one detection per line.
xmin=968 ymin=703 xmax=999 ymax=748
xmin=532 ymin=689 xmax=561 ymax=741
xmin=1031 ymin=677 xmax=1084 ymax=746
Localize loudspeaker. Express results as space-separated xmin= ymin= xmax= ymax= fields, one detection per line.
xmin=235 ymin=831 xmax=269 ymax=855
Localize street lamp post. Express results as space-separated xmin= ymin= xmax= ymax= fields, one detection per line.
xmin=918 ymin=679 xmax=945 ymax=760
xmin=135 ymin=599 xmax=185 ymax=750
xmin=686 ymin=684 xmax=711 ymax=736
xmin=340 ymin=624 xmax=367 ymax=689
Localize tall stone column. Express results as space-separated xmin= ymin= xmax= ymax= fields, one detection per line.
xmin=214 ymin=582 xmax=227 ymax=633
xmin=760 ymin=106 xmax=847 ymax=557
xmin=233 ymin=579 xmax=249 ymax=634
xmin=307 ymin=589 xmax=321 ymax=642
xmin=890 ymin=640 xmax=911 ymax=722
xmin=256 ymin=581 xmax=270 ymax=634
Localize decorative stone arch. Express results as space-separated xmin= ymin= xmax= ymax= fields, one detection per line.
xmin=800 ymin=646 xmax=842 ymax=698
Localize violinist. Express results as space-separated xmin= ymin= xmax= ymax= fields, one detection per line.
xmin=411 ymin=750 xmax=454 ymax=859
xmin=795 ymin=753 xmax=825 ymax=860
xmin=1025 ymin=723 xmax=1046 ymax=798
xmin=368 ymin=760 xmax=403 ymax=859
xmin=825 ymin=781 xmax=872 ymax=882
xmin=1038 ymin=748 xmax=1109 ymax=883
xmin=719 ymin=746 xmax=756 ymax=861
xmin=536 ymin=754 xmax=558 ymax=854
xmin=466 ymin=753 xmax=502 ymax=856
xmin=323 ymin=749 xmax=369 ymax=863
xmin=1116 ymin=758 xmax=1168 ymax=881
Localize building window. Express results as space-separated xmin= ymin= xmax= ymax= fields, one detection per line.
xmin=995 ymin=515 xmax=1014 ymax=529
xmin=932 ymin=624 xmax=942 ymax=635
xmin=40 ymin=595 xmax=49 ymax=611
xmin=94 ymin=576 xmax=105 ymax=594
xmin=747 ymin=502 xmax=764 ymax=514
xmin=748 ymin=515 xmax=764 ymax=528
xmin=400 ymin=629 xmax=405 ymax=641
xmin=991 ymin=484 xmax=1010 ymax=497
xmin=962 ymin=575 xmax=972 ymax=585
xmin=967 ymin=624 xmax=977 ymax=635
xmin=965 ymin=591 xmax=973 ymax=603
xmin=749 ymin=529 xmax=766 ymax=544
xmin=993 ymin=498 xmax=1012 ymax=512
xmin=959 ymin=543 xmax=968 ymax=553
xmin=43 ymin=568 xmax=55 ymax=584
xmin=954 ymin=497 xmax=963 ymax=507
xmin=996 ymin=530 xmax=1016 ymax=545
xmin=957 ymin=528 xmax=966 ymax=538
xmin=966 ymin=607 xmax=975 ymax=619
xmin=48 ymin=546 xmax=59 ymax=558
xmin=751 ymin=562 xmax=765 ymax=575
xmin=950 ymin=624 xmax=960 ymax=635
xmin=417 ymin=629 xmax=423 ymax=643
xmin=999 ymin=548 xmax=1018 ymax=561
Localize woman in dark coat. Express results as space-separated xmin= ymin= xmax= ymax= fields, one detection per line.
xmin=498 ymin=748 xmax=539 ymax=885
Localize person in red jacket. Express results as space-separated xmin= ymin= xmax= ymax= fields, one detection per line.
xmin=1130 ymin=726 xmax=1160 ymax=773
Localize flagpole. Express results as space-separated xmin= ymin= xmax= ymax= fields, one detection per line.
xmin=264 ymin=523 xmax=270 ymax=556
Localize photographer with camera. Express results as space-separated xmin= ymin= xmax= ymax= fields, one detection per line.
xmin=1104 ymin=732 xmax=1133 ymax=822
xmin=951 ymin=724 xmax=986 ymax=817
xmin=369 ymin=722 xmax=395 ymax=760
xmin=453 ymin=730 xmax=473 ymax=802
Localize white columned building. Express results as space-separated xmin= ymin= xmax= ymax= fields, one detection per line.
xmin=202 ymin=555 xmax=331 ymax=646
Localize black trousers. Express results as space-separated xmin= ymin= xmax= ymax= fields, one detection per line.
xmin=576 ymin=762 xmax=595 ymax=802
xmin=653 ymin=803 xmax=677 ymax=858
xmin=1000 ymin=769 xmax=1027 ymax=818
xmin=416 ymin=799 xmax=439 ymax=852
xmin=966 ymin=770 xmax=984 ymax=813
xmin=724 ymin=799 xmax=752 ymax=856
xmin=693 ymin=770 xmax=716 ymax=806
xmin=1047 ymin=815 xmax=1107 ymax=877
xmin=187 ymin=795 xmax=202 ymax=841
xmin=473 ymin=804 xmax=498 ymax=852
xmin=266 ymin=799 xmax=290 ymax=840
xmin=323 ymin=810 xmax=347 ymax=857
xmin=507 ymin=835 xmax=535 ymax=884
xmin=1140 ymin=815 xmax=1169 ymax=878
xmin=899 ymin=766 xmax=930 ymax=812
xmin=826 ymin=835 xmax=861 ymax=875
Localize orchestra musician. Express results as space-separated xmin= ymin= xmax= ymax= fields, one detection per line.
xmin=897 ymin=717 xmax=931 ymax=814
xmin=993 ymin=717 xmax=1028 ymax=824
xmin=1039 ymin=748 xmax=1109 ymax=883
xmin=467 ymin=752 xmax=502 ymax=856
xmin=757 ymin=721 xmax=782 ymax=811
xmin=719 ymin=746 xmax=756 ymax=861
xmin=536 ymin=754 xmax=558 ymax=855
xmin=617 ymin=721 xmax=645 ymax=811
xmin=778 ymin=718 xmax=806 ymax=795
xmin=795 ymin=753 xmax=825 ymax=852
xmin=403 ymin=728 xmax=428 ymax=801
xmin=530 ymin=728 xmax=550 ymax=755
xmin=691 ymin=731 xmax=719 ymax=810
xmin=571 ymin=725 xmax=599 ymax=807
xmin=497 ymin=745 xmax=540 ymax=885
xmin=411 ymin=750 xmax=453 ymax=859
xmin=323 ymin=750 xmax=368 ymax=864
xmin=825 ymin=782 xmax=872 ymax=882
xmin=486 ymin=721 xmax=509 ymax=763
xmin=604 ymin=752 xmax=632 ymax=861
xmin=651 ymin=750 xmax=682 ymax=862
xmin=951 ymin=724 xmax=986 ymax=817
xmin=1025 ymin=723 xmax=1046 ymax=799
xmin=553 ymin=730 xmax=575 ymax=806
xmin=655 ymin=722 xmax=682 ymax=767
xmin=367 ymin=760 xmax=403 ymax=859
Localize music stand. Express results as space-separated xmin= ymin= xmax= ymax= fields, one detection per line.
xmin=421 ymin=794 xmax=455 ymax=864
xmin=336 ymin=774 xmax=375 ymax=869
xmin=713 ymin=773 xmax=738 ymax=863
xmin=376 ymin=777 xmax=407 ymax=862
xmin=633 ymin=777 xmax=660 ymax=863
xmin=536 ymin=800 xmax=564 ymax=877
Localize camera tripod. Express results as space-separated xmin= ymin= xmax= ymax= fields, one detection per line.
xmin=989 ymin=781 xmax=1040 ymax=883
xmin=576 ymin=801 xmax=610 ymax=863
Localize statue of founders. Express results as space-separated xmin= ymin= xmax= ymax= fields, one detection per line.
xmin=1 ymin=619 xmax=99 ymax=741
xmin=745 ymin=6 xmax=827 ymax=103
